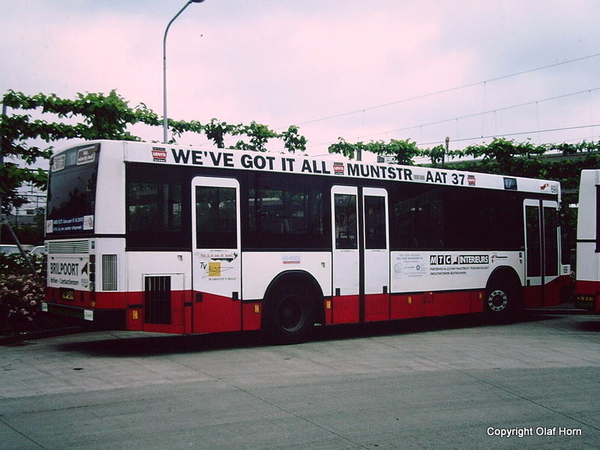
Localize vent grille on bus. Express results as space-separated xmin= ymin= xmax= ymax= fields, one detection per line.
xmin=48 ymin=240 xmax=89 ymax=254
xmin=145 ymin=276 xmax=171 ymax=325
xmin=102 ymin=254 xmax=118 ymax=291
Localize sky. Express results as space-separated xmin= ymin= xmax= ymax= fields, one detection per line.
xmin=2 ymin=0 xmax=600 ymax=163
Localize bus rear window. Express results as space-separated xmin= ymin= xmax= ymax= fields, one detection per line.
xmin=46 ymin=144 xmax=99 ymax=234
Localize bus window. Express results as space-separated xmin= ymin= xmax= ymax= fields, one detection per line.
xmin=128 ymin=182 xmax=182 ymax=232
xmin=195 ymin=186 xmax=237 ymax=249
xmin=544 ymin=206 xmax=559 ymax=277
xmin=335 ymin=194 xmax=358 ymax=249
xmin=365 ymin=195 xmax=386 ymax=250
xmin=245 ymin=174 xmax=328 ymax=250
xmin=525 ymin=205 xmax=542 ymax=278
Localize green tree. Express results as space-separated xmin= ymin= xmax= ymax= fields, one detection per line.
xmin=328 ymin=138 xmax=420 ymax=164
xmin=280 ymin=125 xmax=307 ymax=154
xmin=1 ymin=89 xmax=308 ymax=215
xmin=202 ymin=118 xmax=238 ymax=149
xmin=233 ymin=121 xmax=279 ymax=152
xmin=0 ymin=90 xmax=145 ymax=215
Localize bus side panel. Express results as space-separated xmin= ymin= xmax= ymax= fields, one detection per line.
xmin=93 ymin=292 xmax=128 ymax=309
xmin=126 ymin=291 xmax=144 ymax=331
xmin=241 ymin=252 xmax=331 ymax=303
xmin=523 ymin=286 xmax=542 ymax=308
xmin=242 ymin=302 xmax=262 ymax=331
xmin=332 ymin=295 xmax=360 ymax=324
xmin=391 ymin=294 xmax=424 ymax=319
xmin=576 ymin=170 xmax=599 ymax=311
xmin=423 ymin=291 xmax=471 ymax=317
xmin=324 ymin=299 xmax=333 ymax=324
xmin=193 ymin=292 xmax=241 ymax=334
xmin=546 ymin=283 xmax=564 ymax=307
xmin=470 ymin=291 xmax=485 ymax=313
xmin=391 ymin=290 xmax=484 ymax=320
xmin=123 ymin=289 xmax=190 ymax=334
xmin=523 ymin=276 xmax=569 ymax=308
xmin=364 ymin=294 xmax=390 ymax=322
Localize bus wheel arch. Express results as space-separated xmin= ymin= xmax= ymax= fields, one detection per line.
xmin=262 ymin=271 xmax=323 ymax=344
xmin=485 ymin=267 xmax=522 ymax=316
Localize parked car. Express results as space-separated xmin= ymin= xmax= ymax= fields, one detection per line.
xmin=0 ymin=244 xmax=21 ymax=254
xmin=30 ymin=246 xmax=46 ymax=255
xmin=0 ymin=244 xmax=35 ymax=254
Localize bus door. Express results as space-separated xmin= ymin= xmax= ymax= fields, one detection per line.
xmin=331 ymin=186 xmax=390 ymax=324
xmin=363 ymin=188 xmax=390 ymax=321
xmin=191 ymin=177 xmax=242 ymax=333
xmin=523 ymin=199 xmax=560 ymax=307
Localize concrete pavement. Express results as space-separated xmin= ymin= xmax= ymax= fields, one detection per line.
xmin=1 ymin=312 xmax=599 ymax=449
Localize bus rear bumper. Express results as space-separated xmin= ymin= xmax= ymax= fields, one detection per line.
xmin=41 ymin=302 xmax=126 ymax=329
xmin=575 ymin=281 xmax=600 ymax=312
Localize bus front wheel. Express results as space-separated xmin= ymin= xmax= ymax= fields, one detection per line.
xmin=485 ymin=274 xmax=520 ymax=318
xmin=486 ymin=288 xmax=510 ymax=313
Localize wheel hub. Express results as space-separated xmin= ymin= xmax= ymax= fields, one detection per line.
xmin=279 ymin=297 xmax=304 ymax=332
xmin=488 ymin=289 xmax=508 ymax=312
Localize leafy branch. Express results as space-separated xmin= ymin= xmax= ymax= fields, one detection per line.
xmin=0 ymin=89 xmax=309 ymax=212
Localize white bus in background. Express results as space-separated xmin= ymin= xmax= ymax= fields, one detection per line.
xmin=575 ymin=169 xmax=600 ymax=312
xmin=42 ymin=140 xmax=572 ymax=343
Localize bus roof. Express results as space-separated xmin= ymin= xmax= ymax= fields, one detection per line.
xmin=54 ymin=140 xmax=561 ymax=196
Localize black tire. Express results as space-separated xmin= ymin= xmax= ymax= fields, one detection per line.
xmin=265 ymin=281 xmax=315 ymax=345
xmin=485 ymin=274 xmax=520 ymax=319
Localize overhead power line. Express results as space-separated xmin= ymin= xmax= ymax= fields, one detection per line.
xmin=311 ymin=121 xmax=600 ymax=155
xmin=291 ymin=52 xmax=600 ymax=128
xmin=417 ymin=123 xmax=600 ymax=147
xmin=312 ymin=122 xmax=600 ymax=158
xmin=358 ymin=87 xmax=600 ymax=141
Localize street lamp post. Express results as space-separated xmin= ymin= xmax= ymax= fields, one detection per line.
xmin=163 ymin=0 xmax=205 ymax=144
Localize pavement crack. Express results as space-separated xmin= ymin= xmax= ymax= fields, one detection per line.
xmin=0 ymin=415 xmax=50 ymax=449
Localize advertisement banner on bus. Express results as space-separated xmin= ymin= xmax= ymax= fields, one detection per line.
xmin=393 ymin=252 xmax=493 ymax=280
xmin=46 ymin=215 xmax=94 ymax=234
xmin=47 ymin=256 xmax=90 ymax=290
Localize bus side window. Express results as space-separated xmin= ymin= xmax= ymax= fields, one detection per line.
xmin=335 ymin=194 xmax=357 ymax=249
xmin=195 ymin=186 xmax=237 ymax=249
xmin=128 ymin=182 xmax=182 ymax=232
xmin=365 ymin=196 xmax=386 ymax=250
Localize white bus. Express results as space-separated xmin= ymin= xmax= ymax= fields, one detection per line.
xmin=575 ymin=169 xmax=600 ymax=312
xmin=42 ymin=140 xmax=571 ymax=343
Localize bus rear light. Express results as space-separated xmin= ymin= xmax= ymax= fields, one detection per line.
xmin=89 ymin=254 xmax=96 ymax=291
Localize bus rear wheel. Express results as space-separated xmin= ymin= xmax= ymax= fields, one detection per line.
xmin=265 ymin=282 xmax=315 ymax=345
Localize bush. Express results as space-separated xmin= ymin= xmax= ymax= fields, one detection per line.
xmin=0 ymin=274 xmax=44 ymax=331
xmin=0 ymin=253 xmax=45 ymax=334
